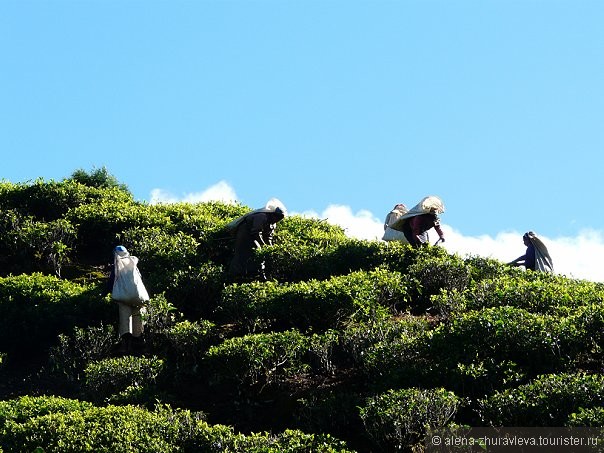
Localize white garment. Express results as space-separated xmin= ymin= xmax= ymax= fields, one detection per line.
xmin=382 ymin=206 xmax=409 ymax=242
xmin=389 ymin=196 xmax=445 ymax=231
xmin=111 ymin=247 xmax=149 ymax=337
xmin=118 ymin=302 xmax=146 ymax=337
xmin=112 ymin=253 xmax=149 ymax=305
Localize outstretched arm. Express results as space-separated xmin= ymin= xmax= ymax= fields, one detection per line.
xmin=508 ymin=254 xmax=526 ymax=266
xmin=433 ymin=217 xmax=445 ymax=242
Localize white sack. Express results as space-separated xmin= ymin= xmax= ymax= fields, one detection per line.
xmin=112 ymin=255 xmax=150 ymax=306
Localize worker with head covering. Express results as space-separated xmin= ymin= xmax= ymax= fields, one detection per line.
xmin=389 ymin=196 xmax=445 ymax=247
xmin=227 ymin=198 xmax=286 ymax=280
xmin=508 ymin=231 xmax=554 ymax=273
xmin=108 ymin=245 xmax=149 ymax=353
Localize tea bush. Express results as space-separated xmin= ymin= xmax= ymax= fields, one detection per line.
xmin=153 ymin=201 xmax=248 ymax=239
xmin=464 ymin=255 xmax=512 ymax=283
xmin=0 ymin=179 xmax=131 ymax=221
xmin=84 ymin=356 xmax=165 ymax=404
xmin=558 ymin=303 xmax=604 ymax=371
xmin=359 ymin=387 xmax=461 ymax=452
xmin=234 ymin=429 xmax=353 ymax=453
xmin=0 ymin=395 xmax=94 ymax=426
xmin=427 ymin=307 xmax=562 ymax=379
xmin=377 ymin=242 xmax=448 ymax=275
xmin=159 ymin=263 xmax=227 ymax=318
xmin=567 ymin=407 xmax=604 ymax=427
xmin=217 ymin=268 xmax=407 ymax=333
xmin=0 ymin=274 xmax=112 ymax=355
xmin=275 ymin=216 xmax=348 ymax=246
xmin=203 ymin=330 xmax=311 ymax=389
xmin=358 ymin=329 xmax=431 ymax=392
xmin=295 ymin=392 xmax=365 ymax=445
xmin=466 ymin=274 xmax=604 ymax=313
xmin=0 ymin=213 xmax=76 ymax=276
xmin=0 ymin=403 xmax=209 ymax=452
xmin=164 ymin=319 xmax=218 ymax=374
xmin=66 ymin=200 xmax=173 ymax=260
xmin=4 ymin=176 xmax=604 ymax=452
xmin=48 ymin=324 xmax=116 ymax=384
xmin=117 ymin=227 xmax=219 ymax=315
xmin=478 ymin=372 xmax=604 ymax=426
xmin=260 ymin=239 xmax=387 ymax=283
xmin=363 ymin=307 xmax=564 ymax=395
xmin=406 ymin=253 xmax=471 ymax=312
xmin=340 ymin=317 xmax=431 ymax=368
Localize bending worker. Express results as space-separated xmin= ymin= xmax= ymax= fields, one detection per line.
xmin=227 ymin=198 xmax=286 ymax=280
xmin=389 ymin=195 xmax=446 ymax=247
xmin=508 ymin=231 xmax=554 ymax=273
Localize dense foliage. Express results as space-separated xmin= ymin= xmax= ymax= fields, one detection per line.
xmin=0 ymin=176 xmax=602 ymax=452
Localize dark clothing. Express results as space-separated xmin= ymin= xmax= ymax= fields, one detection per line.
xmin=517 ymin=243 xmax=536 ymax=271
xmin=508 ymin=232 xmax=553 ymax=273
xmin=229 ymin=211 xmax=277 ymax=279
xmin=402 ymin=213 xmax=444 ymax=247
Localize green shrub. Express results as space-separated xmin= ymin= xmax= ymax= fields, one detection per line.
xmin=273 ymin=216 xmax=348 ymax=247
xmin=252 ymin=216 xmax=388 ymax=283
xmin=430 ymin=289 xmax=468 ymax=319
xmin=235 ymin=429 xmax=353 ymax=452
xmin=428 ymin=307 xmax=562 ymax=377
xmin=120 ymin=226 xmax=200 ymax=278
xmin=66 ymin=200 xmax=172 ymax=260
xmin=204 ymin=330 xmax=311 ymax=389
xmin=217 ymin=267 xmax=407 ymax=333
xmin=48 ymin=324 xmax=116 ymax=383
xmin=260 ymin=238 xmax=385 ymax=283
xmin=153 ymin=201 xmax=248 ymax=240
xmin=296 ymin=392 xmax=365 ymax=446
xmin=558 ymin=303 xmax=604 ymax=371
xmin=160 ymin=263 xmax=226 ymax=319
xmin=0 ymin=213 xmax=76 ymax=276
xmin=140 ymin=293 xmax=180 ymax=348
xmin=377 ymin=242 xmax=446 ymax=275
xmin=406 ymin=253 xmax=471 ymax=312
xmin=567 ymin=407 xmax=604 ymax=427
xmin=116 ymin=221 xmax=227 ymax=316
xmin=466 ymin=274 xmax=604 ymax=313
xmin=0 ymin=404 xmax=206 ymax=453
xmin=340 ymin=317 xmax=431 ymax=368
xmin=69 ymin=166 xmax=130 ymax=193
xmin=84 ymin=356 xmax=165 ymax=404
xmin=0 ymin=395 xmax=94 ymax=426
xmin=358 ymin=329 xmax=431 ymax=392
xmin=165 ymin=319 xmax=217 ymax=374
xmin=363 ymin=307 xmax=563 ymax=395
xmin=0 ymin=179 xmax=132 ymax=221
xmin=0 ymin=274 xmax=112 ymax=355
xmin=478 ymin=372 xmax=604 ymax=426
xmin=464 ymin=255 xmax=512 ymax=283
xmin=360 ymin=387 xmax=460 ymax=452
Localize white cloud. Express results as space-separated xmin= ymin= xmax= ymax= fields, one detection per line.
xmin=150 ymin=180 xmax=238 ymax=205
xmin=147 ymin=186 xmax=604 ymax=282
xmin=437 ymin=226 xmax=604 ymax=283
xmin=296 ymin=204 xmax=384 ymax=241
xmin=302 ymin=205 xmax=604 ymax=283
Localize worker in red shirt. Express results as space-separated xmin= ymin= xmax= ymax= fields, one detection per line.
xmin=401 ymin=208 xmax=445 ymax=247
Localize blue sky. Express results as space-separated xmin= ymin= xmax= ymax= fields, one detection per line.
xmin=2 ymin=1 xmax=603 ymax=281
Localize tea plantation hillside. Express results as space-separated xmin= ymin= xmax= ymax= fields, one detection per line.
xmin=1 ymin=176 xmax=603 ymax=452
